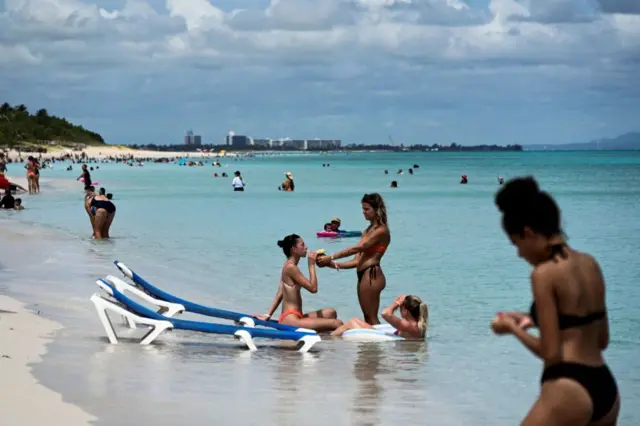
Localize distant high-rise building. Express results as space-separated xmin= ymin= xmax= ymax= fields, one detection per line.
xmin=226 ymin=130 xmax=235 ymax=146
xmin=184 ymin=129 xmax=202 ymax=145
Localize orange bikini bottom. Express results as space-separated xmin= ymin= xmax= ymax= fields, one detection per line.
xmin=279 ymin=309 xmax=303 ymax=323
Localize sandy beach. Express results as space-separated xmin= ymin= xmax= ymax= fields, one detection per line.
xmin=5 ymin=145 xmax=240 ymax=161
xmin=0 ymin=296 xmax=96 ymax=426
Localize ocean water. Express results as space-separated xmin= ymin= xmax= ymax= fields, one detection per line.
xmin=1 ymin=151 xmax=639 ymax=425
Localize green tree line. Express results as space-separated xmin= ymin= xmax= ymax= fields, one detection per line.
xmin=0 ymin=102 xmax=105 ymax=147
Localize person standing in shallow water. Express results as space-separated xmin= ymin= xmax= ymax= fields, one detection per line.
xmin=318 ymin=193 xmax=390 ymax=325
xmin=280 ymin=172 xmax=294 ymax=191
xmin=491 ymin=176 xmax=619 ymax=426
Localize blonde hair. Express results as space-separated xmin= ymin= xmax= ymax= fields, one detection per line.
xmin=403 ymin=295 xmax=428 ymax=338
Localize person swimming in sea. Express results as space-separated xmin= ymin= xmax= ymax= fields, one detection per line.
xmin=317 ymin=193 xmax=390 ymax=325
xmin=331 ymin=294 xmax=428 ymax=338
xmin=256 ymin=234 xmax=343 ymax=332
xmin=491 ymin=176 xmax=619 ymax=426
xmin=330 ymin=217 xmax=342 ymax=232
xmin=460 ymin=174 xmax=468 ymax=184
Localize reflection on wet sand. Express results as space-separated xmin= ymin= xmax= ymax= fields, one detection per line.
xmin=351 ymin=341 xmax=429 ymax=426
xmin=273 ymin=350 xmax=320 ymax=425
xmin=351 ymin=343 xmax=386 ymax=426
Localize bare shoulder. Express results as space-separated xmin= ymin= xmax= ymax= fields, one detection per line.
xmin=282 ymin=262 xmax=297 ymax=275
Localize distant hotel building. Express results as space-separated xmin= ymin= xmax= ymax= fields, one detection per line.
xmin=184 ymin=130 xmax=202 ymax=146
xmin=225 ymin=130 xmax=341 ymax=150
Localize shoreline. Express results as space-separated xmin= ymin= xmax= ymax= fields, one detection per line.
xmin=4 ymin=146 xmax=238 ymax=161
xmin=0 ymin=295 xmax=96 ymax=426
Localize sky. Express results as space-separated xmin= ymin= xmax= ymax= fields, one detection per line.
xmin=1 ymin=0 xmax=639 ymax=146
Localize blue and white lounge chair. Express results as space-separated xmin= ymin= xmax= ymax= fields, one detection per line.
xmin=113 ymin=260 xmax=303 ymax=332
xmin=90 ymin=280 xmax=321 ymax=353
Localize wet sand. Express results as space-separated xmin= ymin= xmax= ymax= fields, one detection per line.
xmin=0 ymin=296 xmax=96 ymax=426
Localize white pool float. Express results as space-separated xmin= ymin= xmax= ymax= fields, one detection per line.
xmin=342 ymin=323 xmax=403 ymax=342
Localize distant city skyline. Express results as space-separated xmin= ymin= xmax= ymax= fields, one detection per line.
xmin=2 ymin=1 xmax=638 ymax=146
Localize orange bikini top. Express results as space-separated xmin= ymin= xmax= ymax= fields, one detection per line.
xmin=365 ymin=243 xmax=387 ymax=254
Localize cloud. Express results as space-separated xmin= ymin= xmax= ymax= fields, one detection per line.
xmin=597 ymin=0 xmax=640 ymax=15
xmin=1 ymin=0 xmax=639 ymax=146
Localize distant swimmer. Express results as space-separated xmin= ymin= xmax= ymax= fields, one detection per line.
xmin=331 ymin=294 xmax=428 ymax=338
xmin=279 ymin=171 xmax=295 ymax=192
xmin=257 ymin=234 xmax=343 ymax=332
xmin=232 ymin=171 xmax=245 ymax=191
xmin=318 ymin=193 xmax=390 ymax=325
xmin=390 ymin=180 xmax=398 ymax=188
xmin=498 ymin=176 xmax=504 ymax=185
xmin=330 ymin=217 xmax=342 ymax=232
xmin=460 ymin=174 xmax=468 ymax=184
xmin=408 ymin=168 xmax=413 ymax=175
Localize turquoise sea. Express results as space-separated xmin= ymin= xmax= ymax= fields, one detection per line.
xmin=1 ymin=151 xmax=639 ymax=425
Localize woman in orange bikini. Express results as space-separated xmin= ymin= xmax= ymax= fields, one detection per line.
xmin=318 ymin=193 xmax=390 ymax=325
xmin=25 ymin=156 xmax=39 ymax=194
xmin=257 ymin=234 xmax=343 ymax=332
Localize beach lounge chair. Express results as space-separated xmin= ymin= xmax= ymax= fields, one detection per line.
xmin=90 ymin=280 xmax=321 ymax=353
xmin=113 ymin=260 xmax=306 ymax=333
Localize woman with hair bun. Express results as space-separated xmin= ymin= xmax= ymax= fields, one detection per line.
xmin=318 ymin=193 xmax=391 ymax=325
xmin=257 ymin=234 xmax=343 ymax=332
xmin=491 ymin=176 xmax=619 ymax=426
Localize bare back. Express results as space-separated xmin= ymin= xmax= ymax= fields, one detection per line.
xmin=541 ymin=248 xmax=608 ymax=365
xmin=280 ymin=261 xmax=303 ymax=313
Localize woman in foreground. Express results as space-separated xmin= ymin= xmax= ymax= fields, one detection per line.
xmin=491 ymin=176 xmax=619 ymax=426
xmin=318 ymin=193 xmax=390 ymax=325
xmin=257 ymin=234 xmax=343 ymax=332
xmin=331 ymin=294 xmax=428 ymax=338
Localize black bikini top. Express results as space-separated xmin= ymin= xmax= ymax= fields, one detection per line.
xmin=529 ymin=242 xmax=605 ymax=329
xmin=529 ymin=301 xmax=605 ymax=330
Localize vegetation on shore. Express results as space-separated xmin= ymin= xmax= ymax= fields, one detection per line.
xmin=0 ymin=103 xmax=105 ymax=148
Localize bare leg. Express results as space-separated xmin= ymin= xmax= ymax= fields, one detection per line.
xmin=93 ymin=209 xmax=108 ymax=239
xmin=281 ymin=312 xmax=343 ymax=332
xmin=331 ymin=317 xmax=373 ymax=337
xmin=103 ymin=212 xmax=115 ymax=238
xmin=357 ymin=266 xmax=386 ymax=325
xmin=304 ymin=308 xmax=337 ymax=320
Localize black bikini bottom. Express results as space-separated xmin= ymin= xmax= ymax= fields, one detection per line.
xmin=541 ymin=362 xmax=618 ymax=422
xmin=357 ymin=264 xmax=380 ymax=284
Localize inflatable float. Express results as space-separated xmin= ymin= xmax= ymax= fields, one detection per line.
xmin=316 ymin=230 xmax=362 ymax=238
xmin=342 ymin=324 xmax=403 ymax=341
